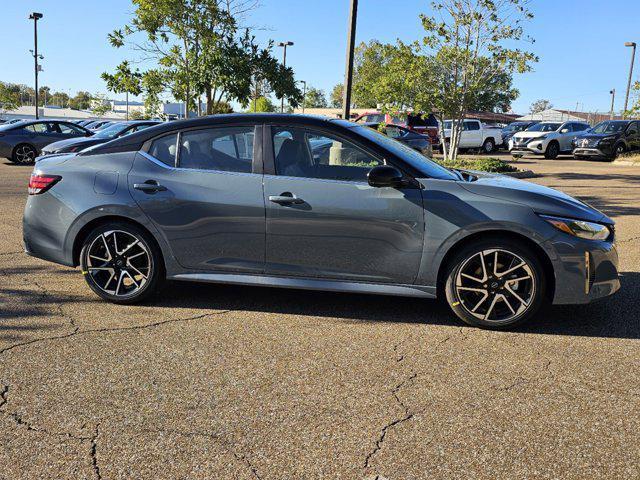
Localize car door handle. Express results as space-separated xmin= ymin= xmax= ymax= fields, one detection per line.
xmin=269 ymin=193 xmax=304 ymax=205
xmin=134 ymin=181 xmax=167 ymax=193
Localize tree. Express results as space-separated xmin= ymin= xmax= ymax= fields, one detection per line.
xmin=624 ymin=81 xmax=640 ymax=118
xmin=303 ymin=86 xmax=328 ymax=109
xmin=50 ymin=91 xmax=70 ymax=108
xmin=102 ymin=60 xmax=143 ymax=119
xmin=69 ymin=91 xmax=93 ymax=110
xmin=247 ymin=96 xmax=275 ymax=112
xmin=0 ymin=81 xmax=20 ymax=113
xmin=330 ymin=84 xmax=343 ymax=108
xmin=91 ymin=93 xmax=112 ymax=117
xmin=530 ymin=99 xmax=553 ymax=114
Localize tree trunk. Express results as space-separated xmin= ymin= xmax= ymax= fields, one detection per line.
xmin=205 ymin=86 xmax=213 ymax=115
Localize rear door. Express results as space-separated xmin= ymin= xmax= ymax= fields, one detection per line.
xmin=262 ymin=125 xmax=424 ymax=284
xmin=129 ymin=124 xmax=266 ymax=273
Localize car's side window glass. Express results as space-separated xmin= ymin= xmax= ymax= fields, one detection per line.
xmin=626 ymin=122 xmax=638 ymax=135
xmin=574 ymin=124 xmax=587 ymax=132
xmin=179 ymin=126 xmax=254 ymax=173
xmin=25 ymin=122 xmax=48 ymax=133
xmin=272 ymin=126 xmax=384 ymax=182
xmin=149 ymin=133 xmax=178 ymax=167
xmin=465 ymin=121 xmax=480 ymax=131
xmin=59 ymin=123 xmax=83 ymax=134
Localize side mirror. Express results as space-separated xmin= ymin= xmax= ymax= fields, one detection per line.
xmin=560 ymin=128 xmax=569 ymax=134
xmin=368 ymin=165 xmax=404 ymax=188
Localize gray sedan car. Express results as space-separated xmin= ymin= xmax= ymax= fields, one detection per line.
xmin=23 ymin=114 xmax=620 ymax=328
xmin=0 ymin=119 xmax=92 ymax=164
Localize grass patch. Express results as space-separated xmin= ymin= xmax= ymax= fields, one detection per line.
xmin=617 ymin=153 xmax=640 ymax=163
xmin=435 ymin=157 xmax=518 ymax=173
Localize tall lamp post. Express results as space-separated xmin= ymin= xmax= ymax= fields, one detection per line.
xmin=609 ymin=89 xmax=616 ymax=119
xmin=300 ymin=80 xmax=307 ymax=114
xmin=29 ymin=12 xmax=44 ymax=119
xmin=342 ymin=0 xmax=358 ymax=120
xmin=623 ymin=42 xmax=636 ymax=118
xmin=278 ymin=41 xmax=294 ymax=113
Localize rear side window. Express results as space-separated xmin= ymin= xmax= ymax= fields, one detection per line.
xmin=178 ymin=126 xmax=254 ymax=173
xmin=149 ymin=133 xmax=178 ymax=167
xmin=24 ymin=123 xmax=49 ymax=133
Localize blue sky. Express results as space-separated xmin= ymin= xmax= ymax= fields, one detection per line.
xmin=2 ymin=0 xmax=639 ymax=114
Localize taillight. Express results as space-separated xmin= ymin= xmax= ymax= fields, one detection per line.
xmin=28 ymin=174 xmax=61 ymax=195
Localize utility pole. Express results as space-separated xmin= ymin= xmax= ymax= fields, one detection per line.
xmin=342 ymin=0 xmax=358 ymax=120
xmin=623 ymin=42 xmax=637 ymax=118
xmin=300 ymin=80 xmax=307 ymax=114
xmin=126 ymin=92 xmax=129 ymax=121
xmin=610 ymin=89 xmax=616 ymax=119
xmin=29 ymin=12 xmax=43 ymax=119
xmin=278 ymin=41 xmax=294 ymax=113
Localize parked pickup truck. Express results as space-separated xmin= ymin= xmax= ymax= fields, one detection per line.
xmin=442 ymin=119 xmax=503 ymax=153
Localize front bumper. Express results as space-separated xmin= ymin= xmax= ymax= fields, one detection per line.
xmin=549 ymin=236 xmax=620 ymax=304
xmin=573 ymin=147 xmax=613 ymax=158
xmin=509 ymin=139 xmax=546 ymax=155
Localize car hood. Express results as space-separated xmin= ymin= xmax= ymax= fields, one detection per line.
xmin=45 ymin=137 xmax=103 ymax=152
xmin=512 ymin=131 xmax=551 ymax=140
xmin=575 ymin=132 xmax=621 ymax=140
xmin=456 ymin=172 xmax=611 ymax=224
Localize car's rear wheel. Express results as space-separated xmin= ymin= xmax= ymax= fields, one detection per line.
xmin=11 ymin=144 xmax=37 ymax=164
xmin=482 ymin=138 xmax=496 ymax=154
xmin=444 ymin=239 xmax=546 ymax=328
xmin=544 ymin=141 xmax=559 ymax=159
xmin=80 ymin=222 xmax=164 ymax=304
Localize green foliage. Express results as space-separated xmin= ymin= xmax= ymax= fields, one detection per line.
xmin=530 ymin=99 xmax=553 ymax=114
xmin=624 ymin=81 xmax=640 ymax=118
xmin=91 ymin=94 xmax=112 ymax=117
xmin=129 ymin=109 xmax=148 ymax=120
xmin=247 ymin=96 xmax=276 ymax=113
xmin=330 ymin=83 xmax=343 ymax=108
xmin=303 ymin=86 xmax=328 ymax=109
xmin=436 ymin=157 xmax=517 ymax=173
xmin=69 ymin=91 xmax=93 ymax=110
xmin=102 ymin=61 xmax=143 ymax=97
xmin=0 ymin=81 xmax=20 ymax=112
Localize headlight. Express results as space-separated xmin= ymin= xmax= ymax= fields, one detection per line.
xmin=540 ymin=215 xmax=611 ymax=241
xmin=537 ymin=135 xmax=548 ymax=140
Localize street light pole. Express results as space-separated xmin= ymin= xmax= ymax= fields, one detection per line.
xmin=300 ymin=80 xmax=307 ymax=114
xmin=610 ymin=89 xmax=616 ymax=119
xmin=623 ymin=42 xmax=636 ymax=118
xmin=342 ymin=0 xmax=358 ymax=120
xmin=278 ymin=41 xmax=294 ymax=113
xmin=29 ymin=12 xmax=43 ymax=119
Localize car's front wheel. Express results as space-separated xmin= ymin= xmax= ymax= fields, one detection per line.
xmin=444 ymin=239 xmax=546 ymax=328
xmin=80 ymin=222 xmax=164 ymax=304
xmin=544 ymin=141 xmax=559 ymax=159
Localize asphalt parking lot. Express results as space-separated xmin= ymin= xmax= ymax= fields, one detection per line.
xmin=1 ymin=155 xmax=639 ymax=479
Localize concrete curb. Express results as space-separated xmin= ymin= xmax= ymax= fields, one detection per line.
xmin=502 ymin=170 xmax=537 ymax=179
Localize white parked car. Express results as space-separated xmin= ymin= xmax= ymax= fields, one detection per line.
xmin=509 ymin=121 xmax=591 ymax=159
xmin=442 ymin=119 xmax=503 ymax=154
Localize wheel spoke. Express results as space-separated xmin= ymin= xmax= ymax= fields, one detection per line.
xmin=457 ymin=286 xmax=488 ymax=293
xmin=471 ymin=292 xmax=489 ymax=313
xmin=506 ymin=275 xmax=532 ymax=283
xmin=114 ymin=271 xmax=125 ymax=296
xmin=498 ymin=261 xmax=526 ymax=278
xmin=127 ymin=261 xmax=148 ymax=279
xmin=100 ymin=235 xmax=113 ymax=261
xmin=484 ymin=294 xmax=500 ymax=320
xmin=501 ymin=294 xmax=516 ymax=315
xmin=120 ymin=240 xmax=139 ymax=256
xmin=504 ymin=284 xmax=529 ymax=307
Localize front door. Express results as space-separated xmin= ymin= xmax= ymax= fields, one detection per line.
xmin=129 ymin=125 xmax=266 ymax=273
xmin=263 ymin=126 xmax=425 ymax=284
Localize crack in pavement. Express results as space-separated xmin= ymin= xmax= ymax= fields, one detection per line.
xmin=363 ymin=343 xmax=418 ymax=470
xmin=0 ymin=310 xmax=231 ymax=358
xmin=142 ymin=427 xmax=262 ymax=479
xmin=29 ymin=277 xmax=79 ymax=334
xmin=90 ymin=424 xmax=102 ymax=480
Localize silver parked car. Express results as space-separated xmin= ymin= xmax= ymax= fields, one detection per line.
xmin=0 ymin=119 xmax=92 ymax=164
xmin=23 ymin=114 xmax=620 ymax=328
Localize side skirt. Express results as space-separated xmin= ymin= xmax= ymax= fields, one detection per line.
xmin=169 ymin=273 xmax=437 ymax=298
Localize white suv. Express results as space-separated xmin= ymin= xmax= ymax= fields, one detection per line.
xmin=509 ymin=121 xmax=591 ymax=159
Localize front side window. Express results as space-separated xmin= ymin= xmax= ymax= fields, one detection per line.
xmin=272 ymin=126 xmax=383 ymax=182
xmin=149 ymin=133 xmax=178 ymax=167
xmin=626 ymin=122 xmax=639 ymax=135
xmin=179 ymin=126 xmax=254 ymax=173
xmin=464 ymin=121 xmax=480 ymax=131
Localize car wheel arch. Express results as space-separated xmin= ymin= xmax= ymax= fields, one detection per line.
xmin=71 ymin=215 xmax=165 ymax=269
xmin=435 ymin=229 xmax=555 ymax=302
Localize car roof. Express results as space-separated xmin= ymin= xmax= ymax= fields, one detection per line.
xmin=83 ymin=114 xmax=352 ymax=155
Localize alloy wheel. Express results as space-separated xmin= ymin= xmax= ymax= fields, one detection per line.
xmin=14 ymin=145 xmax=36 ymax=164
xmin=455 ymin=249 xmax=536 ymax=325
xmin=85 ymin=230 xmax=152 ymax=297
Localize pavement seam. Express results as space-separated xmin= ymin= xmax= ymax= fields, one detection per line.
xmin=90 ymin=424 xmax=102 ymax=480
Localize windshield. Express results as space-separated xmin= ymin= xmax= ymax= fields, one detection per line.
xmin=589 ymin=121 xmax=627 ymax=134
xmin=527 ymin=122 xmax=561 ymax=132
xmin=504 ymin=122 xmax=530 ymax=132
xmin=93 ymin=123 xmax=129 ymax=139
xmin=352 ymin=125 xmax=457 ymax=180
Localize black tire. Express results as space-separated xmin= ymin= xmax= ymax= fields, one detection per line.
xmin=11 ymin=143 xmax=37 ymax=164
xmin=482 ymin=138 xmax=496 ymax=154
xmin=574 ymin=155 xmax=587 ymax=160
xmin=444 ymin=238 xmax=547 ymax=329
xmin=79 ymin=222 xmax=164 ymax=304
xmin=612 ymin=142 xmax=625 ymax=160
xmin=544 ymin=141 xmax=559 ymax=159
